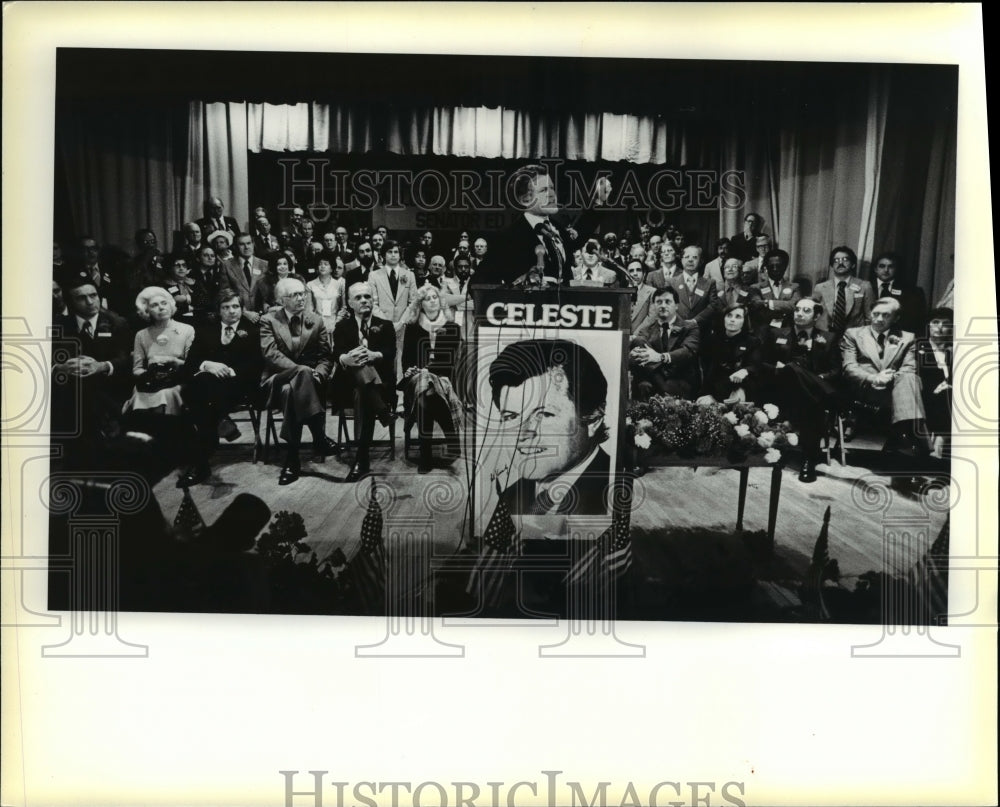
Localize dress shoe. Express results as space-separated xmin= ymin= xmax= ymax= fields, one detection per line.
xmin=798 ymin=458 xmax=817 ymax=483
xmin=218 ymin=417 xmax=240 ymax=442
xmin=376 ymin=409 xmax=395 ymax=429
xmin=418 ymin=462 xmax=432 ymax=475
xmin=345 ymin=463 xmax=371 ymax=483
xmin=176 ymin=464 xmax=210 ymax=488
xmin=312 ymin=436 xmax=341 ymax=461
xmin=278 ymin=465 xmax=301 ymax=485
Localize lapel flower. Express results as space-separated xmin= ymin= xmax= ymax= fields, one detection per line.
xmin=886 ymin=333 xmax=902 ymax=347
xmin=155 ymin=334 xmax=169 ymax=345
xmin=815 ymin=335 xmax=826 ymax=344
xmin=235 ymin=329 xmax=248 ymax=339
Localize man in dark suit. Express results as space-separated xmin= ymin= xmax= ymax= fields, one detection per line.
xmin=52 ymin=270 xmax=134 ymax=466
xmin=629 ymin=285 xmax=702 ymax=400
xmin=488 ymin=339 xmax=612 ymax=516
xmin=197 ymin=196 xmax=241 ymax=243
xmin=728 ymin=212 xmax=765 ymax=263
xmin=221 ymin=233 xmax=268 ymax=322
xmin=871 ymin=251 xmax=928 ymax=334
xmin=761 ymin=297 xmax=841 ymax=482
xmin=671 ymin=245 xmax=719 ymax=332
xmin=751 ymin=248 xmax=802 ymax=335
xmin=344 ymin=241 xmax=377 ymax=288
xmin=178 ymin=289 xmax=263 ymax=486
xmin=259 ymin=277 xmax=337 ymax=485
xmin=333 ymin=281 xmax=397 ymax=481
xmin=473 ymin=163 xmax=612 ymax=286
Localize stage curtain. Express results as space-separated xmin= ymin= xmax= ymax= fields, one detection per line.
xmin=56 ymin=101 xmax=186 ymax=253
xmin=184 ymin=102 xmax=250 ymax=234
xmin=246 ymin=102 xmax=698 ymax=165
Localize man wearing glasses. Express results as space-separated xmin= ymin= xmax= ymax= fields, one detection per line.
xmin=813 ymin=246 xmax=874 ymax=336
xmin=259 ymin=277 xmax=337 ymax=485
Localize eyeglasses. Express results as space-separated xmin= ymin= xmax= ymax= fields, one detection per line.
xmin=832 ymin=256 xmax=853 ymax=264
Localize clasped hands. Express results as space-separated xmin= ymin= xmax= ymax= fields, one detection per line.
xmin=341 ymin=346 xmax=379 ymax=368
xmin=630 ymin=345 xmax=664 ymax=367
xmin=57 ymin=356 xmax=109 ymax=378
xmin=869 ymin=369 xmax=896 ymax=390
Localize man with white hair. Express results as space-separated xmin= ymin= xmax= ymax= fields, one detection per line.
xmin=259 ymin=277 xmax=337 ymax=485
xmin=841 ymin=296 xmax=927 ymax=455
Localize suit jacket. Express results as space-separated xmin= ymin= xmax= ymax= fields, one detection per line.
xmin=703 ymin=258 xmax=725 ymax=289
xmin=630 ymin=283 xmax=658 ymax=334
xmin=344 ymin=264 xmax=375 ymax=290
xmin=814 ymin=277 xmax=874 ymax=332
xmin=475 ymin=207 xmax=607 ymax=286
xmin=221 ymin=256 xmax=268 ymax=309
xmin=331 ymin=314 xmax=397 ymax=394
xmin=630 ymin=317 xmax=701 ymax=391
xmin=502 ymin=446 xmax=611 ymax=516
xmin=198 ymin=215 xmax=241 ymax=240
xmin=840 ymin=325 xmax=918 ymax=387
xmin=369 ymin=266 xmax=418 ymax=323
xmin=184 ymin=317 xmax=262 ymax=393
xmin=874 ymin=281 xmax=928 ymax=334
xmin=54 ymin=310 xmax=133 ymax=377
xmin=702 ymin=331 xmax=763 ymax=402
xmin=643 ymin=265 xmax=681 ymax=290
xmin=762 ymin=327 xmax=840 ymax=380
xmin=728 ymin=232 xmax=761 ymax=263
xmin=259 ymin=308 xmax=333 ymax=383
xmin=671 ymin=274 xmax=719 ymax=326
xmin=571 ymin=263 xmax=618 ymax=286
xmin=752 ymin=279 xmax=801 ymax=329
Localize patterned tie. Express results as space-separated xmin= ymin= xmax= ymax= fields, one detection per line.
xmin=80 ymin=320 xmax=93 ymax=340
xmin=686 ymin=274 xmax=696 ymax=294
xmin=877 ymin=332 xmax=886 ymax=359
xmin=585 ymin=268 xmax=593 ymax=281
xmin=831 ymin=280 xmax=847 ymax=332
xmin=389 ymin=269 xmax=398 ymax=298
xmin=360 ymin=317 xmax=370 ymax=347
xmin=243 ymin=259 xmax=252 ymax=287
xmin=223 ymin=325 xmax=234 ymax=345
xmin=289 ymin=314 xmax=301 ymax=338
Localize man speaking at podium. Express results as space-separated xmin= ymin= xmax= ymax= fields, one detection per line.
xmin=474 ymin=164 xmax=613 ymax=287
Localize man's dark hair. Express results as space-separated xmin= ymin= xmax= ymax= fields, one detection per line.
xmin=715 ymin=237 xmax=731 ymax=248
xmin=927 ymin=306 xmax=954 ymax=323
xmin=510 ymin=164 xmax=549 ymax=208
xmin=215 ymin=287 xmax=242 ymax=311
xmin=764 ymin=248 xmax=790 ymax=271
xmin=488 ymin=339 xmax=608 ymax=441
xmin=828 ymin=245 xmax=858 ymax=267
xmin=653 ymin=285 xmax=679 ymax=304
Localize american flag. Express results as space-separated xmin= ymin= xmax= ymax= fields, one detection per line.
xmin=173 ymin=487 xmax=205 ymax=539
xmin=466 ymin=479 xmax=521 ymax=609
xmin=564 ymin=491 xmax=633 ymax=587
xmin=805 ymin=505 xmax=833 ymax=620
xmin=346 ymin=480 xmax=387 ymax=614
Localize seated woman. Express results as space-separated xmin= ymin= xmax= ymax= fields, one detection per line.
xmin=163 ymin=253 xmax=212 ymax=326
xmin=122 ymin=286 xmax=196 ymax=441
xmin=696 ymin=303 xmax=762 ymax=405
xmin=399 ymin=285 xmax=462 ymax=473
xmin=250 ymin=251 xmax=312 ymax=317
xmin=306 ymin=251 xmax=346 ymax=338
xmin=916 ymin=306 xmax=953 ymax=458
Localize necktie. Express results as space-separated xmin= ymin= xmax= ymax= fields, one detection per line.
xmin=832 ymin=281 xmax=847 ymax=332
xmin=686 ymin=274 xmax=696 ymax=294
xmin=223 ymin=325 xmax=234 ymax=345
xmin=585 ymin=269 xmax=593 ymax=281
xmin=877 ymin=332 xmax=886 ymax=359
xmin=389 ymin=269 xmax=398 ymax=297
xmin=81 ymin=320 xmax=93 ymax=340
xmin=797 ymin=330 xmax=809 ymax=344
xmin=243 ymin=259 xmax=252 ymax=287
xmin=360 ymin=318 xmax=369 ymax=347
xmin=289 ymin=315 xmax=301 ymax=338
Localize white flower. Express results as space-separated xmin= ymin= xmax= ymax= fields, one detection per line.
xmin=786 ymin=433 xmax=799 ymax=446
xmin=638 ymin=418 xmax=653 ymax=431
xmin=757 ymin=431 xmax=776 ymax=448
xmin=625 ymin=416 xmax=633 ymax=426
xmin=764 ymin=448 xmax=782 ymax=464
xmin=754 ymin=410 xmax=770 ymax=426
xmin=723 ymin=411 xmax=738 ymax=424
xmin=634 ymin=433 xmax=652 ymax=450
xmin=763 ymin=403 xmax=779 ymax=420
xmin=734 ymin=424 xmax=751 ymax=438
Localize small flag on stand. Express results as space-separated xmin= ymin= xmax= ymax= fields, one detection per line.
xmin=466 ymin=479 xmax=521 ymax=609
xmin=173 ymin=487 xmax=206 ymax=540
xmin=346 ymin=479 xmax=387 ymax=614
xmin=564 ymin=487 xmax=633 ymax=587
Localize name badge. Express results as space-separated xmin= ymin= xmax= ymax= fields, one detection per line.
xmin=737 ymin=290 xmax=747 ymax=298
xmin=890 ymin=288 xmax=901 ymax=295
xmin=850 ymin=284 xmax=861 ymax=292
xmin=738 ymin=345 xmax=747 ymax=352
xmin=167 ymin=285 xmax=179 ymax=293
xmin=815 ymin=336 xmax=826 ymax=343
xmin=252 ymin=267 xmax=262 ymax=276
xmin=775 ymin=337 xmax=788 ymax=345
xmin=97 ymin=332 xmax=111 ymax=338
xmin=770 ymin=319 xmax=783 ymax=329
xmin=694 ymin=288 xmax=704 ymax=297
xmin=781 ymin=288 xmax=792 ymax=296
xmin=102 ymin=273 xmax=112 ymax=283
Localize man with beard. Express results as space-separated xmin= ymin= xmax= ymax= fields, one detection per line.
xmin=345 ymin=240 xmax=377 ymax=287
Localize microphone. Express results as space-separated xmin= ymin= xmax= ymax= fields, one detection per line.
xmin=534 ymin=244 xmax=547 ymax=274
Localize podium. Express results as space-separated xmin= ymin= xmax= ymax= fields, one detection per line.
xmin=467 ymin=285 xmax=635 ymax=541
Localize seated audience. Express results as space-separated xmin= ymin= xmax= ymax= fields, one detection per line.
xmin=628 ymin=259 xmax=658 ymax=334
xmin=400 ymin=285 xmax=463 ymax=473
xmin=672 ymin=246 xmax=719 ymax=332
xmin=253 ymin=215 xmax=281 ymax=255
xmin=223 ymin=233 xmax=268 ymax=319
xmin=333 ymin=282 xmax=397 ymax=482
xmin=915 ymin=307 xmax=953 ymax=458
xmin=814 ymin=246 xmax=874 ymax=335
xmin=629 ymin=286 xmax=701 ymax=400
xmin=729 ymin=212 xmax=765 ymax=263
xmin=306 ymin=252 xmax=346 ymax=337
xmin=198 ymin=196 xmax=241 ymax=242
xmin=192 ymin=244 xmax=222 ymax=305
xmin=259 ymin=277 xmax=337 ymax=485
xmin=122 ymin=286 xmax=195 ymax=421
xmin=573 ymin=238 xmax=618 ymax=285
xmin=743 ymin=234 xmax=773 ymax=282
xmin=697 ymin=303 xmax=763 ymax=405
xmin=717 ymin=257 xmax=762 ymax=311
xmin=645 ymin=242 xmax=680 ymax=288
xmin=177 ymin=221 xmax=204 ymax=262
xmin=163 ymin=254 xmax=211 ymax=325
xmin=760 ymin=297 xmax=841 ymax=482
xmin=209 ymin=229 xmax=235 ymax=263
xmin=841 ymin=297 xmax=927 ymax=456
xmin=178 ymin=289 xmax=263 ymax=486
xmin=704 ymin=237 xmax=730 ymax=288
xmin=249 ymin=251 xmax=293 ymax=316
xmin=752 ymin=248 xmax=801 ymax=334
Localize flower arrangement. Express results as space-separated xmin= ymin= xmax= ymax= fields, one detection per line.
xmin=626 ymin=396 xmax=798 ymax=463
